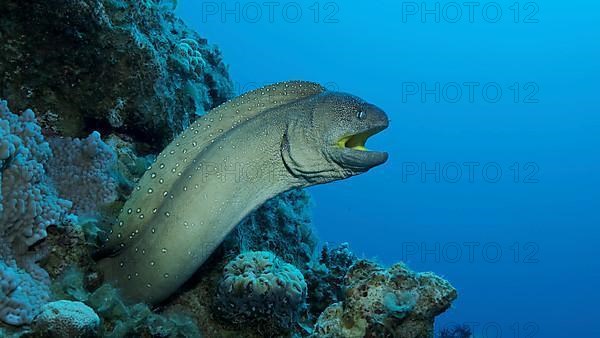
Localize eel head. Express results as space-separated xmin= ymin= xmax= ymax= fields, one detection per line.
xmin=282 ymin=91 xmax=389 ymax=184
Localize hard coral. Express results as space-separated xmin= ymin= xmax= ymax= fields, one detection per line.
xmin=216 ymin=251 xmax=308 ymax=330
xmin=0 ymin=260 xmax=51 ymax=327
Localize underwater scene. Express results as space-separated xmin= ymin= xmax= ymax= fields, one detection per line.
xmin=0 ymin=0 xmax=598 ymax=337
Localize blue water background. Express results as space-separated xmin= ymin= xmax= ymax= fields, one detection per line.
xmin=177 ymin=1 xmax=600 ymax=336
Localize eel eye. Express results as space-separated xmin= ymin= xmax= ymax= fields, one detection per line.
xmin=356 ymin=111 xmax=367 ymax=120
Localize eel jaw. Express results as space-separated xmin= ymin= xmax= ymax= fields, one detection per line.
xmin=332 ymin=125 xmax=389 ymax=172
xmin=336 ymin=126 xmax=385 ymax=152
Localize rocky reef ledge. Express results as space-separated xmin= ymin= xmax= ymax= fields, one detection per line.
xmin=0 ymin=1 xmax=456 ymax=337
xmin=0 ymin=0 xmax=233 ymax=149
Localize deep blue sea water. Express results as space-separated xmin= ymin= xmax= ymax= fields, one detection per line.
xmin=177 ymin=1 xmax=599 ymax=336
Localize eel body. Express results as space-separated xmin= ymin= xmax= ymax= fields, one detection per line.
xmin=96 ymin=81 xmax=389 ymax=304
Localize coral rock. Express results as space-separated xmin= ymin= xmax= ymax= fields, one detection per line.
xmin=313 ymin=260 xmax=457 ymax=338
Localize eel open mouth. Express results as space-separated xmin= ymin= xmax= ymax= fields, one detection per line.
xmin=336 ymin=126 xmax=386 ymax=152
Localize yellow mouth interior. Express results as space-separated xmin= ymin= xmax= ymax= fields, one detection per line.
xmin=337 ymin=133 xmax=369 ymax=151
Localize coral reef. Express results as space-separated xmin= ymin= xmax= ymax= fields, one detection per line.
xmin=33 ymin=300 xmax=100 ymax=338
xmin=0 ymin=102 xmax=72 ymax=252
xmin=312 ymin=302 xmax=364 ymax=338
xmin=0 ymin=261 xmax=51 ymax=327
xmin=0 ymin=101 xmax=71 ymax=326
xmin=87 ymin=285 xmax=200 ymax=337
xmin=0 ymin=0 xmax=233 ymax=148
xmin=215 ymin=251 xmax=307 ymax=331
xmin=0 ymin=73 xmax=455 ymax=338
xmin=0 ymin=1 xmax=458 ymax=336
xmin=168 ymin=241 xmax=457 ymax=337
xmin=313 ymin=260 xmax=457 ymax=338
xmin=41 ymin=215 xmax=102 ymax=280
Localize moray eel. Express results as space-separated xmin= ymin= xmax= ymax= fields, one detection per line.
xmin=96 ymin=81 xmax=389 ymax=304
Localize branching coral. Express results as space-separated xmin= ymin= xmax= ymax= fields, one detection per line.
xmin=0 ymin=260 xmax=51 ymax=326
xmin=216 ymin=251 xmax=308 ymax=330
